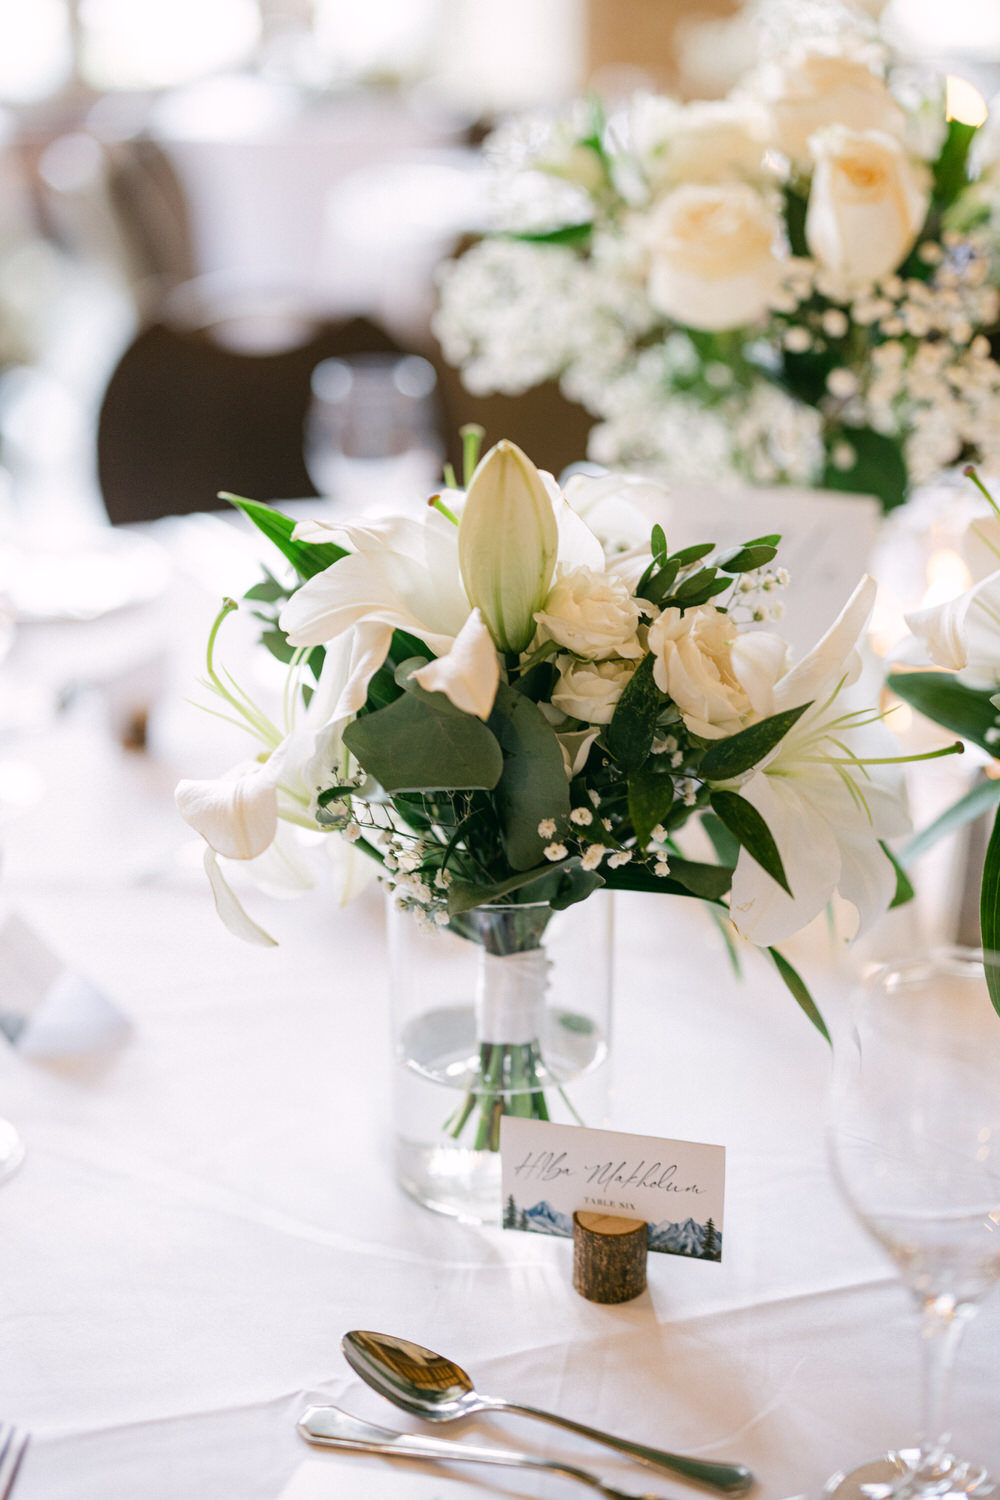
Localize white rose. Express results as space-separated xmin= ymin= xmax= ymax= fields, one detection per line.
xmin=647 ymin=604 xmax=788 ymax=740
xmin=629 ymin=96 xmax=770 ymax=190
xmin=641 ymin=182 xmax=784 ymax=332
xmin=758 ymin=37 xmax=905 ymax=167
xmin=805 ymin=127 xmax=929 ymax=286
xmin=551 ymin=656 xmax=636 ymax=725
xmin=534 ymin=565 xmax=644 ymax=660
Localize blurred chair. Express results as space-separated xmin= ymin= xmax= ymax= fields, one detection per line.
xmin=96 ymin=284 xmax=411 ymax=523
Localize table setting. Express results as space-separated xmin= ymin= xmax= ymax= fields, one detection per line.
xmin=2 ymin=1 xmax=1000 ymax=1497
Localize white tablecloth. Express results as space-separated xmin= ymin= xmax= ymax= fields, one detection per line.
xmin=1 ymin=518 xmax=997 ymax=1500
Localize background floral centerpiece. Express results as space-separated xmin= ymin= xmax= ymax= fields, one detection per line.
xmin=176 ymin=433 xmax=946 ymax=1205
xmin=434 ymin=4 xmax=1000 ymax=513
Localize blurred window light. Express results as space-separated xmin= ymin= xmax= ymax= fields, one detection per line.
xmin=311 ymin=0 xmax=439 ymax=80
xmin=79 ymin=0 xmax=262 ymax=90
xmin=883 ymin=0 xmax=1000 ymax=57
xmin=0 ymin=0 xmax=73 ymax=104
xmin=946 ymin=74 xmax=989 ymax=126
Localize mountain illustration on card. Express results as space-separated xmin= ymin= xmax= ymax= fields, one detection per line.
xmin=503 ymin=1197 xmax=722 ymax=1260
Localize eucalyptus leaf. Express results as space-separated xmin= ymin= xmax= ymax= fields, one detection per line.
xmin=509 ymin=222 xmax=593 ymax=246
xmin=716 ymin=543 xmax=779 ymax=573
xmin=699 ymin=702 xmax=812 ymax=782
xmin=627 ymin=763 xmax=676 ymax=848
xmin=672 ymin=543 xmax=716 ymax=566
xmin=769 ymin=947 xmax=830 ymax=1042
xmin=606 ymin=654 xmax=662 ymax=771
xmin=710 ymin=790 xmax=791 ymax=895
xmin=888 ymin=670 xmax=998 ymax=756
xmin=666 ymin=857 xmax=734 ymax=901
xmin=447 ymin=862 xmax=567 ymax=915
xmin=343 ymin=693 xmax=503 ymax=793
xmin=488 ymin=681 xmax=571 ymax=870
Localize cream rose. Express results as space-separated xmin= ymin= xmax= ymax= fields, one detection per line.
xmin=805 ymin=126 xmax=929 ymax=286
xmin=534 ymin=565 xmax=644 ymax=660
xmin=758 ymin=37 xmax=905 ymax=167
xmin=551 ymin=656 xmax=636 ymax=725
xmin=629 ymin=96 xmax=769 ymax=190
xmin=641 ymin=182 xmax=783 ymax=332
xmin=647 ymin=604 xmax=788 ymax=740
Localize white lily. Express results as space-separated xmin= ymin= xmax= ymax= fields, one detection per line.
xmin=905 ymin=570 xmax=1000 ymax=689
xmin=728 ymin=576 xmax=911 ymax=946
xmin=459 ymin=440 xmax=559 ymax=653
xmin=279 ymin=510 xmax=471 ymax=716
xmin=410 ymin=607 xmax=500 ymax=719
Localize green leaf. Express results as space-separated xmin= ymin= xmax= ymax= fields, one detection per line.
xmin=447 ymin=861 xmax=571 ymax=915
xmin=701 ymin=810 xmax=741 ymax=867
xmin=225 ymin=495 xmax=347 ymax=579
xmin=627 ymin=763 xmax=676 ymax=848
xmin=820 ymin=427 xmax=908 ymax=513
xmin=716 ymin=543 xmax=779 ymax=573
xmin=509 ymin=222 xmax=593 ymax=246
xmin=650 ymin=523 xmax=667 ymax=561
xmin=879 ymin=841 xmax=915 ymax=908
xmin=699 ymin=702 xmax=812 ymax=782
xmin=595 ymin=861 xmax=723 ymax=901
xmin=980 ymin=806 xmax=1000 ymax=1016
xmin=783 ymin=183 xmax=809 ymax=257
xmin=667 ymin=857 xmax=734 ymax=901
xmin=343 ymin=693 xmax=503 ymax=793
xmin=488 ymin=681 xmax=571 ymax=871
xmin=769 ymin=947 xmax=830 ymax=1043
xmin=606 ymin=654 xmax=662 ymax=772
xmin=901 ymin=775 xmax=1000 ymax=865
xmin=710 ymin=790 xmax=791 ymax=895
xmin=672 ymin=542 xmax=716 ymax=566
xmin=888 ymin=670 xmax=997 ymax=755
xmin=640 ymin=557 xmax=681 ymax=606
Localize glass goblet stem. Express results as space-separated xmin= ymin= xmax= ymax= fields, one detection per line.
xmin=912 ymin=1295 xmax=977 ymax=1480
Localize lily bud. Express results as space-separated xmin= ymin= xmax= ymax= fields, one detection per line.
xmin=458 ymin=440 xmax=559 ymax=654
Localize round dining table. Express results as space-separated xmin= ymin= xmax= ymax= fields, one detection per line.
xmin=0 ymin=510 xmax=997 ymax=1500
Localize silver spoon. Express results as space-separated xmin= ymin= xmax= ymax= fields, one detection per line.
xmin=298 ymin=1404 xmax=678 ymax=1500
xmin=341 ymin=1330 xmax=754 ymax=1495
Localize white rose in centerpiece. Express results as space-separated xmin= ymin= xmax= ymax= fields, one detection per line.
xmin=534 ymin=565 xmax=644 ymax=660
xmin=647 ymin=604 xmax=789 ymax=739
xmin=628 ymin=96 xmax=770 ymax=191
xmin=756 ymin=36 xmax=905 ymax=167
xmin=551 ymin=656 xmax=636 ymax=724
xmin=641 ymin=182 xmax=784 ymax=332
xmin=805 ymin=126 xmax=929 ymax=285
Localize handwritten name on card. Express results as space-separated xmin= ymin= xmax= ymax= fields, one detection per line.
xmin=500 ymin=1117 xmax=725 ymax=1261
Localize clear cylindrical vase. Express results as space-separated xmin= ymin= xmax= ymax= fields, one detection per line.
xmin=388 ymin=894 xmax=613 ymax=1223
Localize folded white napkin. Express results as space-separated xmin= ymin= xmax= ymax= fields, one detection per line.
xmin=0 ymin=910 xmax=131 ymax=1059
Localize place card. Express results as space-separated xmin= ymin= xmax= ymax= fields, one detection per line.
xmin=500 ymin=1118 xmax=725 ymax=1261
xmin=0 ymin=910 xmax=131 ymax=1060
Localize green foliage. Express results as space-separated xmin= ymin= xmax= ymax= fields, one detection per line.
xmin=699 ymin=702 xmax=811 ymax=782
xmin=769 ymin=947 xmax=830 ymax=1043
xmin=888 ymin=670 xmax=997 ymax=757
xmin=981 ymin=807 xmax=1000 ymax=1016
xmin=710 ymin=790 xmax=791 ymax=895
xmin=606 ymin=654 xmax=661 ymax=772
xmin=343 ymin=690 xmax=504 ymax=794
xmin=901 ymin=775 xmax=1000 ymax=866
xmin=225 ymin=494 xmax=347 ymax=578
xmin=821 ymin=427 xmax=909 ymax=513
xmin=488 ymin=681 xmax=571 ymax=870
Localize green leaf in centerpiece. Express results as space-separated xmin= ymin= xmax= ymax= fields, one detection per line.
xmin=769 ymin=947 xmax=830 ymax=1043
xmin=980 ymin=806 xmax=1000 ymax=1016
xmin=879 ymin=841 xmax=915 ymax=908
xmin=224 ymin=495 xmax=347 ymax=579
xmin=900 ymin=774 xmax=1000 ymax=865
xmin=821 ymin=427 xmax=908 ymax=513
xmin=699 ymin=702 xmax=812 ymax=782
xmin=701 ymin=810 xmax=741 ymax=866
xmin=627 ymin=762 xmax=676 ymax=848
xmin=888 ymin=670 xmax=998 ymax=758
xmin=665 ymin=857 xmax=734 ymax=901
xmin=488 ymin=681 xmax=571 ymax=870
xmin=715 ymin=541 xmax=780 ymax=573
xmin=446 ymin=860 xmax=578 ymax=915
xmin=710 ymin=789 xmax=791 ymax=895
xmin=606 ymin=654 xmax=662 ymax=772
xmin=509 ymin=222 xmax=594 ymax=246
xmin=670 ymin=568 xmax=730 ymax=607
xmin=343 ymin=693 xmax=503 ymax=793
xmin=672 ymin=542 xmax=716 ymax=566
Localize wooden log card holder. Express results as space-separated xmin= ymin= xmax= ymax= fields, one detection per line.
xmin=572 ymin=1211 xmax=648 ymax=1303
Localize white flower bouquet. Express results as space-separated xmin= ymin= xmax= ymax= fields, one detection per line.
xmin=177 ymin=433 xmax=957 ymax=1147
xmin=433 ymin=8 xmax=1000 ymax=512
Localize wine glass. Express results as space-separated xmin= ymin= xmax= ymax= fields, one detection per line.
xmin=825 ymin=947 xmax=1000 ymax=1499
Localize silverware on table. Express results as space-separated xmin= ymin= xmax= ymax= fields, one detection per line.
xmin=298 ymin=1404 xmax=679 ymax=1500
xmin=341 ymin=1329 xmax=754 ymax=1495
xmin=0 ymin=1424 xmax=29 ymax=1499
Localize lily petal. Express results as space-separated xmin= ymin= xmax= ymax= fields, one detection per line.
xmin=176 ymin=764 xmax=279 ymax=859
xmin=775 ymin=574 xmax=876 ymax=710
xmin=411 ymin=608 xmax=500 ymax=720
xmin=203 ymin=849 xmax=278 ymax=947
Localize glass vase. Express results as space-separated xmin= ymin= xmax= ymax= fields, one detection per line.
xmin=388 ymin=894 xmax=613 ymax=1223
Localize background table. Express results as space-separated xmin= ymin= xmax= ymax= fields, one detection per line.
xmin=0 ymin=513 xmax=997 ymax=1500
